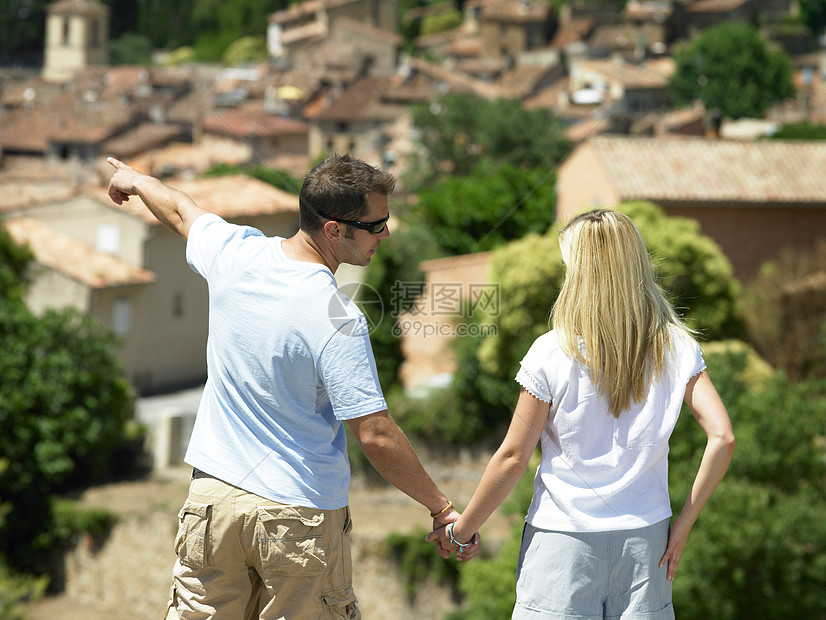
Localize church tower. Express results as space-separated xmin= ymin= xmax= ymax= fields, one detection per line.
xmin=43 ymin=0 xmax=110 ymax=83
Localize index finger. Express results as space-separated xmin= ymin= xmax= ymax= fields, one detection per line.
xmin=107 ymin=156 xmax=125 ymax=169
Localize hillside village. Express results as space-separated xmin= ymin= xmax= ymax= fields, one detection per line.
xmin=2 ymin=0 xmax=826 ymax=461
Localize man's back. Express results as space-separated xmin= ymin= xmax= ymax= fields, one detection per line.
xmin=185 ymin=214 xmax=386 ymax=509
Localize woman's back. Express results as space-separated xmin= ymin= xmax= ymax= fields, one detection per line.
xmin=516 ymin=325 xmax=705 ymax=532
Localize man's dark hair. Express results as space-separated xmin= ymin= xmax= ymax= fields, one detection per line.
xmin=299 ymin=153 xmax=396 ymax=233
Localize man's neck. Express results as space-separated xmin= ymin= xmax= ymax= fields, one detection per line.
xmin=281 ymin=231 xmax=338 ymax=272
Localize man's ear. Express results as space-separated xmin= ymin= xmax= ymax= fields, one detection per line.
xmin=323 ymin=220 xmax=340 ymax=242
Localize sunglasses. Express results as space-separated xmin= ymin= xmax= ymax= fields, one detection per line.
xmin=320 ymin=213 xmax=389 ymax=234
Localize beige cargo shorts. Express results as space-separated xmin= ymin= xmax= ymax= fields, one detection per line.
xmin=164 ymin=472 xmax=359 ymax=620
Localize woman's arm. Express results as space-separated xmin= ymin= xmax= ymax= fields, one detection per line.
xmin=660 ymin=370 xmax=735 ymax=581
xmin=428 ymin=389 xmax=550 ymax=559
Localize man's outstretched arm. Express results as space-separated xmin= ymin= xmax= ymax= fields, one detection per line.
xmin=107 ymin=157 xmax=209 ymax=239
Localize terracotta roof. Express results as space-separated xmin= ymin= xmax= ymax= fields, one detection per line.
xmin=483 ymin=0 xmax=551 ymax=22
xmin=334 ymin=17 xmax=403 ymax=46
xmin=586 ymin=136 xmax=826 ymax=205
xmin=48 ymin=0 xmax=108 ymax=16
xmin=269 ymin=0 xmax=360 ymax=23
xmin=4 ymin=217 xmax=155 ymax=289
xmin=203 ymin=106 xmax=310 ymax=139
xmin=101 ymin=123 xmax=183 ymax=159
xmin=685 ymin=0 xmax=751 ymax=12
xmin=496 ymin=64 xmax=555 ymax=99
xmin=576 ymin=57 xmax=673 ymax=88
xmin=409 ymin=58 xmax=504 ymax=100
xmin=306 ymin=77 xmax=402 ymax=122
xmin=550 ymin=17 xmax=596 ymax=47
xmin=0 ymin=180 xmax=80 ymax=213
xmin=0 ymin=90 xmax=131 ymax=152
xmin=96 ymin=174 xmax=299 ymax=224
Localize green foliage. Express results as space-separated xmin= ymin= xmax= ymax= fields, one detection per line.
xmin=743 ymin=240 xmax=826 ymax=380
xmin=386 ymin=528 xmax=460 ymax=601
xmin=410 ymin=94 xmax=570 ymax=181
xmin=193 ymin=30 xmax=241 ymax=62
xmin=668 ymin=343 xmax=826 ymax=619
xmin=34 ymin=498 xmax=118 ymax=551
xmin=0 ymin=0 xmax=49 ymax=58
xmin=222 ymin=35 xmax=268 ymax=66
xmin=668 ymin=22 xmax=795 ymax=119
xmin=0 ymin=563 xmax=48 ymax=620
xmin=415 ymin=160 xmax=557 ymax=255
xmin=420 ymin=9 xmax=463 ymax=36
xmin=163 ymin=46 xmax=197 ymax=67
xmin=798 ymin=0 xmax=826 ymax=39
xmin=0 ymin=297 xmax=135 ymax=571
xmin=109 ymin=32 xmax=154 ymax=65
xmin=769 ymin=122 xmax=826 ymax=140
xmin=447 ymin=522 xmax=523 ymax=620
xmin=0 ymin=222 xmax=34 ymax=302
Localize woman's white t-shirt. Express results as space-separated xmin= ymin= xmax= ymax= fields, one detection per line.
xmin=515 ymin=325 xmax=705 ymax=532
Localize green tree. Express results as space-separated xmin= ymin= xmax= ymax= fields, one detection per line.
xmin=410 ymin=94 xmax=570 ymax=181
xmin=0 ymin=231 xmax=136 ymax=572
xmin=798 ymin=0 xmax=826 ymax=40
xmin=769 ymin=122 xmax=826 ymax=140
xmin=109 ymin=32 xmax=153 ymax=65
xmin=0 ymin=0 xmax=49 ymax=59
xmin=414 ymin=160 xmax=558 ymax=256
xmin=669 ymin=22 xmax=795 ymax=119
xmin=742 ymin=240 xmax=826 ymax=380
xmin=0 ymin=222 xmax=34 ymax=301
xmin=668 ymin=344 xmax=826 ymax=619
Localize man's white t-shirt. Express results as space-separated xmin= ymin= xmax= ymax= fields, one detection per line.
xmin=515 ymin=325 xmax=705 ymax=532
xmin=184 ymin=214 xmax=386 ymax=509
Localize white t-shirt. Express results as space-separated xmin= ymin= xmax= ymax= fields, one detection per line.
xmin=515 ymin=325 xmax=705 ymax=532
xmin=184 ymin=214 xmax=387 ymax=509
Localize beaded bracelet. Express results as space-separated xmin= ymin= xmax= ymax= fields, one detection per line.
xmin=430 ymin=500 xmax=453 ymax=519
xmin=447 ymin=522 xmax=475 ymax=552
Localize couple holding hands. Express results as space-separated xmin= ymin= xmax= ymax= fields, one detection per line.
xmin=108 ymin=154 xmax=733 ymax=620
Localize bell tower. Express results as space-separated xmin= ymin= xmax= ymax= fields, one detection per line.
xmin=43 ymin=0 xmax=110 ymax=83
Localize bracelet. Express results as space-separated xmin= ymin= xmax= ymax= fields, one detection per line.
xmin=430 ymin=500 xmax=453 ymax=519
xmin=447 ymin=522 xmax=476 ymax=552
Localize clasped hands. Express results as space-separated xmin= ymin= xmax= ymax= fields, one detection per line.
xmin=427 ymin=509 xmax=480 ymax=562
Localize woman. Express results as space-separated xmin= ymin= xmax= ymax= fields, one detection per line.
xmin=432 ymin=209 xmax=735 ymax=619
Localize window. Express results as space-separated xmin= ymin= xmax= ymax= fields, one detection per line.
xmin=63 ymin=17 xmax=71 ymax=45
xmin=112 ymin=298 xmax=131 ymax=336
xmin=96 ymin=224 xmax=120 ymax=254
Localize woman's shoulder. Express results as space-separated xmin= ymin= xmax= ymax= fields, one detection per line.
xmin=523 ymin=330 xmax=571 ymax=364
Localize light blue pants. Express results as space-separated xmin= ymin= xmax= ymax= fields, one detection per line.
xmin=512 ymin=519 xmax=674 ymax=620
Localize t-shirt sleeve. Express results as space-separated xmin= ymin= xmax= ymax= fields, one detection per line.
xmin=186 ymin=213 xmax=264 ymax=279
xmin=515 ymin=336 xmax=553 ymax=404
xmin=692 ymin=341 xmax=707 ymax=377
xmin=317 ymin=314 xmax=387 ymax=420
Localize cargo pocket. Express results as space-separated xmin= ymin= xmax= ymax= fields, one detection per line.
xmin=174 ymin=500 xmax=212 ymax=569
xmin=320 ymin=586 xmax=360 ymax=619
xmin=256 ymin=506 xmax=327 ymax=576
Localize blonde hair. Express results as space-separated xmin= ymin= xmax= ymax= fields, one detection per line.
xmin=552 ymin=209 xmax=693 ymax=417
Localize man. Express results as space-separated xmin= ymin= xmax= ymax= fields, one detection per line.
xmin=106 ymin=154 xmax=475 ymax=620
